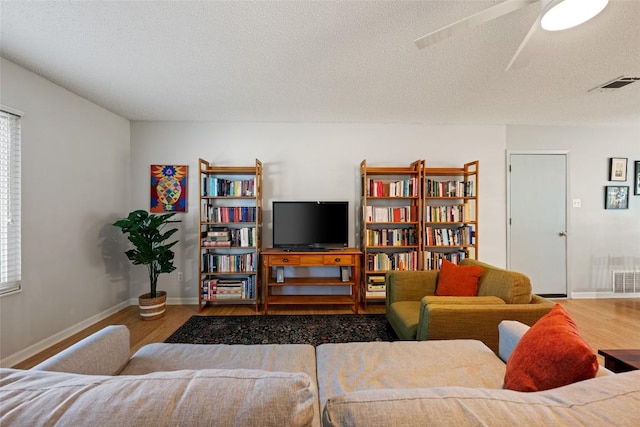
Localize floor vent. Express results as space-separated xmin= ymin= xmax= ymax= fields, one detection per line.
xmin=612 ymin=271 xmax=640 ymax=294
xmin=590 ymin=76 xmax=640 ymax=92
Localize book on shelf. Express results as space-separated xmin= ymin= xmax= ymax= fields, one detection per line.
xmin=365 ymin=290 xmax=386 ymax=298
xmin=207 ymin=229 xmax=230 ymax=237
xmin=202 ymin=240 xmax=232 ymax=247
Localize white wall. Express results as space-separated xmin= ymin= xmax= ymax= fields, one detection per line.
xmin=506 ymin=125 xmax=640 ymax=294
xmin=130 ymin=122 xmax=507 ymax=301
xmin=0 ymin=59 xmax=131 ymax=365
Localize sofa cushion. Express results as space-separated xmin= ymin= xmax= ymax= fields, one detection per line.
xmin=0 ymin=368 xmax=316 ymax=427
xmin=460 ymin=259 xmax=532 ymax=304
xmin=122 ymin=343 xmax=320 ymax=427
xmin=504 ymin=304 xmax=598 ymax=392
xmin=322 ymin=371 xmax=640 ymax=427
xmin=435 ymin=259 xmax=483 ymax=296
xmin=316 ymin=340 xmax=506 ymax=412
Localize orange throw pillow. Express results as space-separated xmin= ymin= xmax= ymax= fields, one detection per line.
xmin=435 ymin=259 xmax=483 ymax=296
xmin=504 ymin=304 xmax=598 ymax=392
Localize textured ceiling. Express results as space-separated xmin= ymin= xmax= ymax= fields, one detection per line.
xmin=1 ymin=0 xmax=639 ymax=125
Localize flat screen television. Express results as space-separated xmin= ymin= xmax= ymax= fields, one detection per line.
xmin=272 ymin=201 xmax=349 ymax=250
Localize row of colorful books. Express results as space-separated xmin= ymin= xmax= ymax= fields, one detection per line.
xmin=364 ymin=206 xmax=416 ymax=223
xmin=425 ymin=179 xmax=475 ymax=197
xmin=424 ymin=226 xmax=474 ymax=246
xmin=201 ymin=205 xmax=257 ymax=223
xmin=201 ymin=253 xmax=256 ymax=273
xmin=202 ymin=177 xmax=255 ymax=197
xmin=365 ymin=250 xmax=419 ymax=271
xmin=424 ymin=203 xmax=472 ymax=223
xmin=364 ymin=228 xmax=417 ymax=246
xmin=366 ymin=177 xmax=419 ymax=197
xmin=202 ymin=227 xmax=257 ymax=247
xmin=423 ymin=250 xmax=469 ymax=270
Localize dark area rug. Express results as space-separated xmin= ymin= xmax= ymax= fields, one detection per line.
xmin=165 ymin=314 xmax=398 ymax=346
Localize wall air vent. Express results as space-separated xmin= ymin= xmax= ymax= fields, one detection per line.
xmin=612 ymin=270 xmax=640 ymax=294
xmin=590 ymin=76 xmax=640 ymax=92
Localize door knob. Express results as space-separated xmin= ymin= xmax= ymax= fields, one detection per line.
xmin=558 ymin=231 xmax=567 ymax=237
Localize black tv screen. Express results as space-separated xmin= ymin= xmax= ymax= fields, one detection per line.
xmin=272 ymin=201 xmax=349 ymax=250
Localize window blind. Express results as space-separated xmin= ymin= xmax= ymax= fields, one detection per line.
xmin=0 ymin=110 xmax=21 ymax=296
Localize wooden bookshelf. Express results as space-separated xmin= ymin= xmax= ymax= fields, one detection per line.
xmin=360 ymin=160 xmax=423 ymax=308
xmin=198 ymin=158 xmax=263 ymax=312
xmin=423 ymin=160 xmax=479 ymax=269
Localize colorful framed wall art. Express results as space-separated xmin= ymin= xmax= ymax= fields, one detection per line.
xmin=150 ymin=165 xmax=188 ymax=212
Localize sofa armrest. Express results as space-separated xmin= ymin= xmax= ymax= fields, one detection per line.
xmin=385 ymin=271 xmax=438 ymax=312
xmin=498 ymin=320 xmax=530 ymax=363
xmin=417 ymin=301 xmax=554 ymax=354
xmin=32 ymin=325 xmax=130 ymax=375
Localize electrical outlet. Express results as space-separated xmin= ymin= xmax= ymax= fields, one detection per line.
xmin=177 ymin=271 xmax=183 ymax=282
xmin=572 ymin=199 xmax=582 ymax=208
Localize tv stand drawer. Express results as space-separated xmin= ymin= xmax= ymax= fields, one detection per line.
xmin=323 ymin=255 xmax=354 ymax=265
xmin=269 ymin=255 xmax=301 ymax=265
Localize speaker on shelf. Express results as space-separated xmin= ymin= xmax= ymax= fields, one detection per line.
xmin=341 ymin=266 xmax=350 ymax=282
xmin=276 ymin=267 xmax=285 ymax=283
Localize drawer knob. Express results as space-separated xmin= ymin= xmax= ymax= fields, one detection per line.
xmin=283 ymin=258 xmax=289 ymax=263
xmin=335 ymin=258 xmax=341 ymax=262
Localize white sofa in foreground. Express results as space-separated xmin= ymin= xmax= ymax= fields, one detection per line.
xmin=1 ymin=321 xmax=639 ymax=426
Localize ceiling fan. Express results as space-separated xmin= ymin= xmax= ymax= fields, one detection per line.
xmin=414 ymin=0 xmax=609 ymax=71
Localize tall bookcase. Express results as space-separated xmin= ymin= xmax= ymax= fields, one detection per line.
xmin=360 ymin=159 xmax=423 ymax=307
xmin=198 ymin=158 xmax=262 ymax=312
xmin=423 ymin=160 xmax=478 ymax=269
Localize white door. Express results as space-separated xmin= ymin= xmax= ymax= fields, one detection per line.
xmin=507 ymin=152 xmax=568 ymax=296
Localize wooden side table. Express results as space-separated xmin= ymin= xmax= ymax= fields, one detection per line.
xmin=598 ymin=349 xmax=640 ymax=373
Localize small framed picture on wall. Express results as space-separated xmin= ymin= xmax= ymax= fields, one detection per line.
xmin=635 ymin=161 xmax=640 ymax=195
xmin=609 ymin=157 xmax=628 ymax=181
xmin=605 ymin=186 xmax=629 ymax=209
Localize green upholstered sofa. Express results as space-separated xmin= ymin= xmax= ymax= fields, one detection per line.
xmin=385 ymin=259 xmax=554 ymax=353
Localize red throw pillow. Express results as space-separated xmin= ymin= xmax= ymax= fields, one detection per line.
xmin=435 ymin=259 xmax=483 ymax=296
xmin=504 ymin=304 xmax=598 ymax=392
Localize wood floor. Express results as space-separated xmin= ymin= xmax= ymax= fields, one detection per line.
xmin=12 ymin=298 xmax=640 ymax=369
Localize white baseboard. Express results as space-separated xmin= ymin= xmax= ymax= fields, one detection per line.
xmin=571 ymin=291 xmax=640 ymax=299
xmin=1 ymin=300 xmax=130 ymax=368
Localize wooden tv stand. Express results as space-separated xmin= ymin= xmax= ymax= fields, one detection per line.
xmin=262 ymin=248 xmax=361 ymax=314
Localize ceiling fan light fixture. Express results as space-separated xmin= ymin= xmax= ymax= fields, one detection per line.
xmin=541 ymin=0 xmax=609 ymax=31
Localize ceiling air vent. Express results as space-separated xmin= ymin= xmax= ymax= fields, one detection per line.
xmin=590 ymin=76 xmax=640 ymax=92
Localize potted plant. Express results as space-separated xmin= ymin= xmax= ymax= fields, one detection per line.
xmin=113 ymin=210 xmax=179 ymax=320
